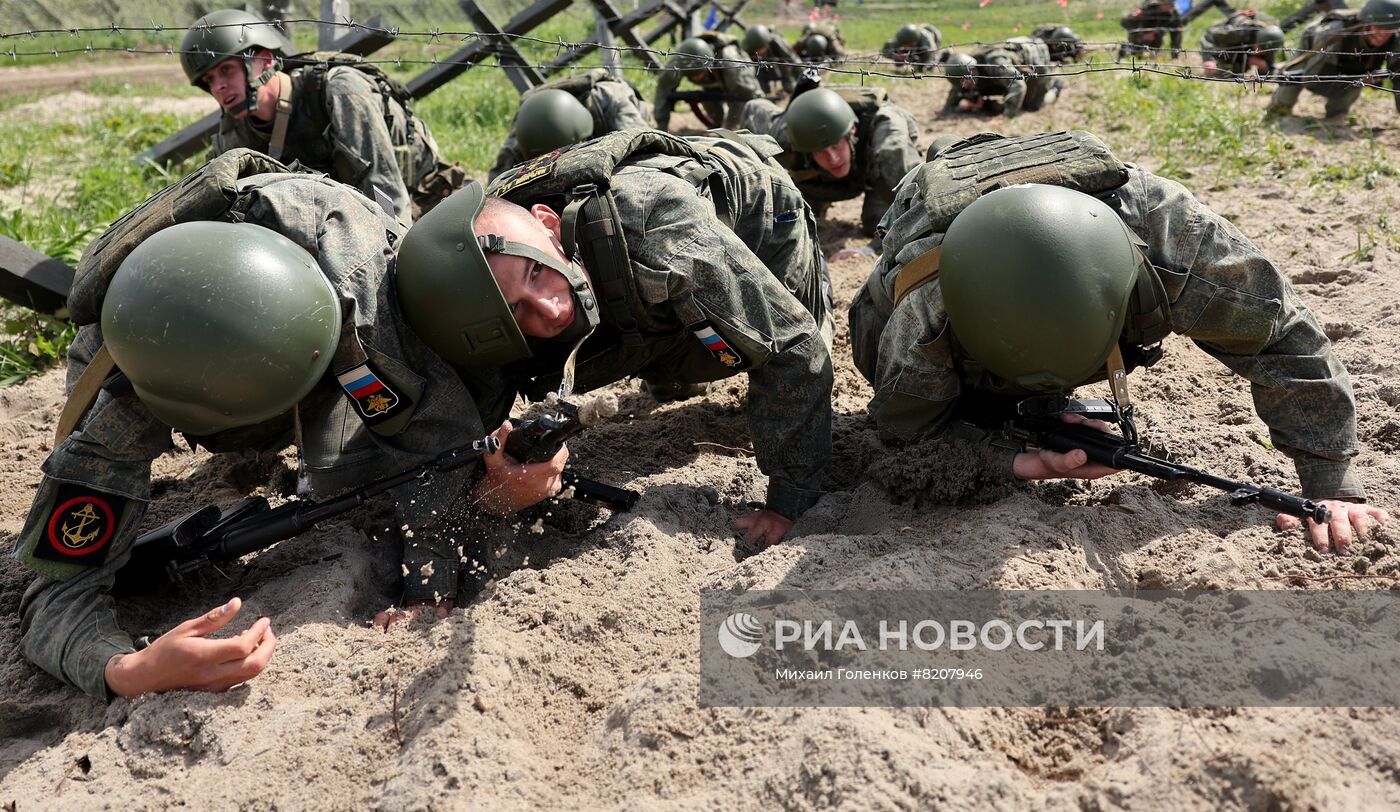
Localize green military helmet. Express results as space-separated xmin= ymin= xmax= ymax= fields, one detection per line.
xmin=1359 ymin=0 xmax=1400 ymax=26
xmin=743 ymin=24 xmax=774 ymax=55
xmin=939 ymin=184 xmax=1144 ymax=391
xmin=1044 ymin=25 xmax=1080 ymax=44
xmin=672 ymin=37 xmax=717 ymax=73
xmin=784 ymin=88 xmax=858 ymax=152
xmin=943 ymin=51 xmax=978 ymax=81
xmin=515 ymin=89 xmax=595 ymax=158
xmin=803 ymin=34 xmax=830 ymax=59
xmin=180 ymin=8 xmax=294 ymax=88
xmin=1256 ymin=24 xmax=1286 ymax=51
xmin=975 ymin=51 xmax=1020 ymax=82
xmin=894 ymin=23 xmax=924 ymax=47
xmin=101 ymin=221 xmax=340 ymax=435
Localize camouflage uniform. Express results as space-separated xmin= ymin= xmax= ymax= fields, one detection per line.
xmin=211 ymin=59 xmax=460 ymax=223
xmin=745 ymin=31 xmax=803 ymax=94
xmin=848 ymin=132 xmax=1365 ymax=502
xmin=880 ymin=24 xmax=947 ymax=73
xmin=489 ymin=69 xmax=653 ymax=181
xmin=1280 ymin=0 xmax=1349 ymax=32
xmin=12 ymin=172 xmax=489 ymax=699
xmin=1202 ymin=12 xmax=1285 ymax=75
xmin=1269 ymin=15 xmax=1400 ymax=115
xmin=653 ymin=35 xmax=764 ymax=131
xmin=943 ymin=40 xmax=1054 ymax=117
xmin=795 ymin=20 xmax=847 ymax=61
xmin=486 ymin=130 xmax=833 ymax=519
xmin=740 ymin=89 xmax=922 ymax=242
xmin=1120 ymin=0 xmax=1185 ymax=56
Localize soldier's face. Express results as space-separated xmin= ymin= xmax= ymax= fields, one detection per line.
xmin=1365 ymin=26 xmax=1396 ymax=46
xmin=812 ymin=128 xmax=856 ymax=178
xmin=484 ymin=204 xmax=585 ymax=339
xmin=203 ymin=57 xmax=249 ymax=114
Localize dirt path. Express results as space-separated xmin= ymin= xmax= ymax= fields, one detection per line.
xmin=0 ymin=59 xmax=181 ymax=95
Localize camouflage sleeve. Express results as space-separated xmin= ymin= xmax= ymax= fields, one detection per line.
xmin=867 ymin=107 xmax=923 ymax=198
xmin=322 ymin=68 xmax=414 ymax=223
xmin=1121 ymin=169 xmax=1363 ymax=500
xmin=943 ymin=82 xmax=962 ymax=111
xmin=653 ymin=69 xmax=682 ymax=132
xmin=632 ymin=172 xmax=833 ymax=517
xmin=489 ymin=134 xmax=525 ymax=183
xmin=14 ymin=326 xmax=175 ymax=700
xmin=720 ymin=63 xmax=764 ymax=129
xmin=595 ymin=81 xmax=654 ymax=131
xmin=1002 ymin=77 xmax=1028 ymax=116
xmin=881 ymin=40 xmax=898 ymax=60
xmin=739 ymin=97 xmax=784 ymax=138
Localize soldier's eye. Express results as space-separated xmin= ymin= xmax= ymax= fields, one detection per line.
xmin=529 ymin=263 xmax=543 ymax=281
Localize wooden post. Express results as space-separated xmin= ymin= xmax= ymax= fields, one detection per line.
xmin=319 ymin=0 xmax=351 ymax=50
xmin=0 ymin=236 xmax=74 ymax=315
xmin=595 ymin=5 xmax=621 ymax=78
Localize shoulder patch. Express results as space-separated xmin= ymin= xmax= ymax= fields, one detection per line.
xmin=694 ymin=322 xmax=750 ymax=370
xmin=491 ymin=149 xmax=563 ymax=198
xmin=337 ymin=362 xmax=413 ymax=424
xmin=34 ymin=484 xmax=124 ymax=567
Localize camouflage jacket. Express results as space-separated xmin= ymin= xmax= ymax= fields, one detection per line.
xmin=653 ymin=43 xmax=764 ymax=131
xmin=487 ymin=133 xmax=833 ymax=518
xmin=880 ymin=24 xmax=946 ymax=72
xmin=13 ymin=175 xmax=488 ymax=699
xmin=211 ymin=65 xmax=447 ymax=223
xmin=1289 ymin=28 xmax=1400 ymax=110
xmin=489 ymin=73 xmax=653 ymax=181
xmin=1202 ymin=11 xmax=1282 ymax=71
xmin=848 ymin=165 xmax=1364 ymax=501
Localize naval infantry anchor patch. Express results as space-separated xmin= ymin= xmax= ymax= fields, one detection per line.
xmin=694 ymin=323 xmax=749 ymax=370
xmin=337 ymin=363 xmax=411 ymax=424
xmin=35 ymin=483 xmax=122 ymax=566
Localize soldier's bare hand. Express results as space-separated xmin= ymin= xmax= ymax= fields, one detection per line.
xmin=829 ymin=246 xmax=877 ymax=263
xmin=735 ymin=509 xmax=795 ymax=548
xmin=1276 ymin=501 xmax=1390 ymax=554
xmin=472 ymin=420 xmax=568 ymax=516
xmin=104 ymin=597 xmax=277 ymax=698
xmin=374 ymin=598 xmax=454 ymax=631
xmin=1012 ymin=413 xmax=1122 ymax=481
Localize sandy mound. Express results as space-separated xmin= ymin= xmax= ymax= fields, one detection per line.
xmin=2 ymin=75 xmax=1399 ymax=809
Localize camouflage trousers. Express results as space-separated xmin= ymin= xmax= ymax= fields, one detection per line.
xmin=1268 ymin=81 xmax=1363 ymax=117
xmin=411 ymin=161 xmax=468 ymax=221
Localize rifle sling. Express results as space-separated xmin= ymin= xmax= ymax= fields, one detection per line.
xmin=55 ymin=344 xmax=116 ymax=446
xmin=893 ymin=245 xmax=942 ymax=306
xmin=269 ymin=72 xmax=293 ymax=162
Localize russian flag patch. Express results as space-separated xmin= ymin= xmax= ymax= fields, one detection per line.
xmin=694 ymin=323 xmax=748 ymax=370
xmin=337 ymin=363 xmax=408 ymax=423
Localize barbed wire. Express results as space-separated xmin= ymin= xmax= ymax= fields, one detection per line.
xmin=0 ymin=20 xmax=1395 ymax=95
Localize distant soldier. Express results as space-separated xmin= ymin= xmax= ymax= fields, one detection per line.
xmin=849 ymin=130 xmax=1389 ymax=554
xmin=653 ymin=34 xmax=764 ymax=131
xmin=1031 ymin=24 xmax=1088 ymax=63
xmin=1183 ymin=0 xmax=1237 ymax=24
xmin=881 ymin=23 xmax=947 ymax=72
xmin=943 ymin=39 xmax=1058 ymax=117
xmin=742 ymin=24 xmax=802 ymax=94
xmin=741 ymin=87 xmax=921 ymax=250
xmin=1268 ymin=0 xmax=1400 ymax=118
xmin=1280 ymin=0 xmax=1347 ymax=31
xmin=1119 ymin=0 xmax=1186 ymax=56
xmin=489 ymin=69 xmax=652 ymax=181
xmin=794 ymin=19 xmax=847 ymax=62
xmin=1200 ymin=11 xmax=1287 ymax=76
xmin=180 ymin=9 xmax=462 ymax=223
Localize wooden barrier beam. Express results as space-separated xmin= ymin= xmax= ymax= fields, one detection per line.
xmin=459 ymin=0 xmax=547 ymax=93
xmin=407 ymin=0 xmax=572 ymax=98
xmin=0 ymin=236 xmax=74 ymax=315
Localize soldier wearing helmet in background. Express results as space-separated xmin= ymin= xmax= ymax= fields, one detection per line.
xmin=1200 ymin=11 xmax=1287 ymax=77
xmin=794 ymin=19 xmax=847 ymax=62
xmin=942 ymin=40 xmax=1058 ymax=117
xmin=1119 ymin=0 xmax=1185 ymax=57
xmin=742 ymin=24 xmax=802 ymax=94
xmin=1030 ymin=24 xmax=1089 ymax=63
xmin=740 ymin=86 xmax=921 ymax=255
xmin=881 ymin=23 xmax=947 ymax=73
xmin=1267 ymin=0 xmax=1400 ymax=118
xmin=1280 ymin=0 xmax=1349 ymax=32
xmin=653 ymin=34 xmax=764 ymax=131
xmin=848 ymin=130 xmax=1389 ymax=554
xmin=801 ymin=34 xmax=838 ymax=66
xmin=180 ymin=9 xmax=463 ymax=223
xmin=11 ymin=153 xmax=562 ymax=700
xmin=396 ymin=129 xmax=834 ymax=548
xmin=488 ymin=70 xmax=653 ymax=181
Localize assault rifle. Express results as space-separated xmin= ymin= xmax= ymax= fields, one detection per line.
xmin=504 ymin=395 xmax=640 ymax=511
xmin=1003 ymin=396 xmax=1331 ymax=524
xmin=665 ymin=90 xmax=782 ymax=128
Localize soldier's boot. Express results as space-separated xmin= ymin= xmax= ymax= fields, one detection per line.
xmin=642 ymin=380 xmax=711 ymax=402
xmin=1266 ymin=83 xmax=1303 ymax=116
xmin=1323 ymin=86 xmax=1362 ymax=119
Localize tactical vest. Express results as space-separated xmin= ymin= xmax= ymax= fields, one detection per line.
xmin=70 ymin=149 xmax=300 ymax=325
xmin=487 ymin=129 xmax=748 ymax=343
xmin=783 ymin=86 xmax=886 ymax=203
xmin=904 ymin=131 xmax=1172 ymax=380
xmin=225 ymin=52 xmax=421 ymax=188
xmin=1297 ymin=8 xmax=1363 ymax=52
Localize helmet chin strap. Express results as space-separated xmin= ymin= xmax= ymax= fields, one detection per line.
xmin=476 ymin=233 xmax=600 ymax=399
xmin=241 ymin=50 xmax=281 ymax=117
